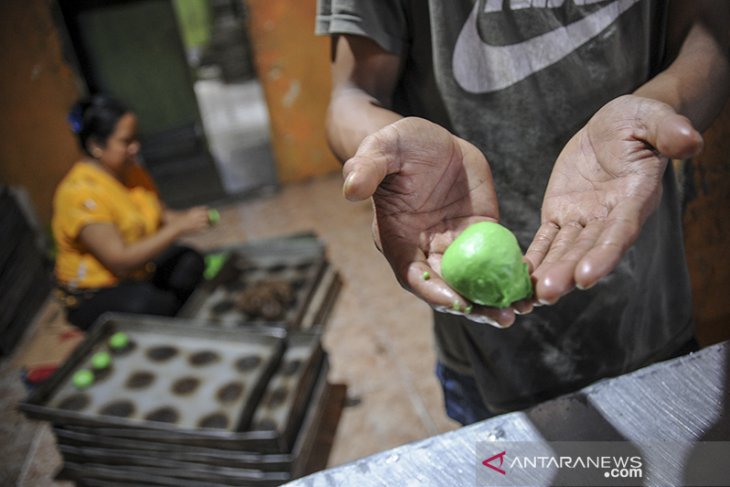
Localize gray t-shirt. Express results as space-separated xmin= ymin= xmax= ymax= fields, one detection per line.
xmin=317 ymin=0 xmax=693 ymax=413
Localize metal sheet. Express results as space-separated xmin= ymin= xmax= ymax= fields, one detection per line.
xmin=286 ymin=341 xmax=730 ymax=486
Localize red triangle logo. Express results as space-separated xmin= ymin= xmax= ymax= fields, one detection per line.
xmin=482 ymin=450 xmax=507 ymax=475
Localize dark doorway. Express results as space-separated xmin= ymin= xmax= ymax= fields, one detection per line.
xmin=176 ymin=0 xmax=278 ymax=197
xmin=56 ymin=0 xmax=229 ymax=208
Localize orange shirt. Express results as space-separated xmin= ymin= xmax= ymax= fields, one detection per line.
xmin=52 ymin=161 xmax=162 ymax=289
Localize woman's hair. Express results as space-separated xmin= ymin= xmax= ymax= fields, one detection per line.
xmin=68 ymin=94 xmax=130 ymax=156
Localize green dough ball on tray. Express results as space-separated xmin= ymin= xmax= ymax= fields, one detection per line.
xmin=204 ymin=253 xmax=227 ymax=280
xmin=108 ymin=331 xmax=129 ymax=350
xmin=72 ymin=369 xmax=94 ymax=389
xmin=91 ymin=351 xmax=112 ymax=370
xmin=441 ymin=221 xmax=532 ymax=308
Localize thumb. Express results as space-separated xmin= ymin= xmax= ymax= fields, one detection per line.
xmin=342 ymin=155 xmax=389 ymax=201
xmin=644 ymin=105 xmax=704 ymax=159
xmin=342 ymin=129 xmax=400 ymax=201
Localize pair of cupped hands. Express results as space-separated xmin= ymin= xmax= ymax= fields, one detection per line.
xmin=341 ymin=95 xmax=704 ymax=328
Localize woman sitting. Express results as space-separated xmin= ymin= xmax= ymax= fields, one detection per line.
xmin=52 ymin=94 xmax=213 ymax=330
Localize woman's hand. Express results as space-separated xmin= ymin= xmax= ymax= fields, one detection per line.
xmin=80 ymin=206 xmax=211 ymax=278
xmin=525 ymin=95 xmax=703 ymax=305
xmin=343 ymin=117 xmax=517 ymax=327
xmin=164 ymin=206 xmax=211 ymax=235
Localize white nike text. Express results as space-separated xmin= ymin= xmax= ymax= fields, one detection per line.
xmin=454 ymin=0 xmax=640 ymax=93
xmin=485 ymin=0 xmax=612 ymax=13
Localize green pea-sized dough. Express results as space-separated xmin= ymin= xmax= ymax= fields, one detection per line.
xmin=208 ymin=208 xmax=220 ymax=225
xmin=204 ymin=253 xmax=227 ymax=280
xmin=73 ymin=369 xmax=94 ymax=389
xmin=441 ymin=222 xmax=532 ymax=308
xmin=91 ymin=351 xmax=112 ymax=370
xmin=108 ymin=331 xmax=129 ymax=350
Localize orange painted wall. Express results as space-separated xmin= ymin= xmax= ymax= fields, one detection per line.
xmin=245 ymin=0 xmax=340 ymax=183
xmin=0 ymin=1 xmax=82 ymax=225
xmin=1 ymin=0 xmax=728 ymax=347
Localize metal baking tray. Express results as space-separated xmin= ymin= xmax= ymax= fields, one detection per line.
xmin=20 ymin=314 xmax=285 ymax=436
xmin=298 ymin=263 xmax=342 ymax=330
xmin=58 ymin=459 xmax=289 ymax=486
xmin=250 ymin=329 xmax=324 ymax=451
xmin=55 ymin=358 xmax=332 ymax=483
xmin=53 ymin=357 xmax=329 ymax=472
xmin=178 ymin=250 xmax=327 ymax=328
xmin=178 ymin=232 xmax=332 ymax=328
xmin=58 ymin=461 xmax=271 ymax=487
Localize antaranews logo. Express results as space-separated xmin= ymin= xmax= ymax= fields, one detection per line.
xmin=479 ymin=441 xmax=730 ymax=486
xmin=477 ymin=442 xmax=648 ymax=486
xmin=482 ymin=450 xmax=642 ymax=477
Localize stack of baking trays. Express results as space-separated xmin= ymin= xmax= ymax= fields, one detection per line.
xmin=0 ymin=186 xmax=52 ymax=356
xmin=20 ymin=314 xmax=333 ymax=486
xmin=179 ymin=232 xmax=342 ymax=330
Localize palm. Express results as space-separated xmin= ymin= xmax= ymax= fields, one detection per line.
xmin=526 ymin=95 xmax=702 ymax=303
xmin=344 ymin=118 xmax=510 ymax=325
xmin=372 ymin=122 xmax=497 ymax=273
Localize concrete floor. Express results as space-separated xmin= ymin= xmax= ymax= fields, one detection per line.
xmin=183 ymin=174 xmax=461 ymax=464
xmin=0 ymin=173 xmax=459 ymax=485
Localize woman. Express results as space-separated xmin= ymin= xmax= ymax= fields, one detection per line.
xmin=52 ymin=94 xmax=212 ymax=330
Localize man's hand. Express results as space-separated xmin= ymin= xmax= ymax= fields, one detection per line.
xmin=526 ymin=95 xmax=703 ymax=305
xmin=343 ymin=117 xmax=517 ymax=327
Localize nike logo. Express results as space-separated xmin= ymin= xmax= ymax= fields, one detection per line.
xmin=453 ymin=0 xmax=640 ymax=93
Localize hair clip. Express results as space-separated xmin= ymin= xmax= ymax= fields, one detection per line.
xmin=67 ymin=106 xmax=83 ymax=134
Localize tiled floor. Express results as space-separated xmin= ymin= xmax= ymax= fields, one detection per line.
xmin=0 ymin=173 xmax=459 ymax=485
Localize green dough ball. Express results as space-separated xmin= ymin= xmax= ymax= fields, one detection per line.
xmin=441 ymin=222 xmax=532 ymax=308
xmin=73 ymin=369 xmax=94 ymax=389
xmin=204 ymin=253 xmax=227 ymax=280
xmin=91 ymin=351 xmax=112 ymax=370
xmin=208 ymin=208 xmax=220 ymax=225
xmin=108 ymin=332 xmax=129 ymax=350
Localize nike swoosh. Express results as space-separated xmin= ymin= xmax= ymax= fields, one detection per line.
xmin=453 ymin=0 xmax=640 ymax=93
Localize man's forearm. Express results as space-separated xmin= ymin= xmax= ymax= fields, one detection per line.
xmin=634 ymin=3 xmax=730 ymax=131
xmin=326 ymin=86 xmax=403 ymax=163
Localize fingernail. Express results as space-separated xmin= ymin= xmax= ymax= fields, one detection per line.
xmin=343 ymin=173 xmax=356 ymax=199
xmin=576 ymin=281 xmax=596 ymax=291
xmin=501 ymin=316 xmax=516 ymax=328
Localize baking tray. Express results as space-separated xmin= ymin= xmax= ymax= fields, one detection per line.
xmin=179 ymin=250 xmax=327 ymax=328
xmin=298 ymin=263 xmax=343 ymax=329
xmin=250 ymin=329 xmax=324 ymax=451
xmin=206 ymin=232 xmax=327 ymax=261
xmin=53 ymin=356 xmax=329 ymax=472
xmin=58 ymin=458 xmax=290 ymax=486
xmin=0 ymin=253 xmax=49 ymax=335
xmin=0 ymin=192 xmax=33 ymax=274
xmin=58 ymin=461 xmax=268 ymax=487
xmin=55 ymin=358 xmax=332 ymax=483
xmin=20 ymin=314 xmax=285 ymax=436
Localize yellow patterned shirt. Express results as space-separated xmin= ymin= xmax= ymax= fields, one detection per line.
xmin=52 ymin=161 xmax=162 ymax=289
